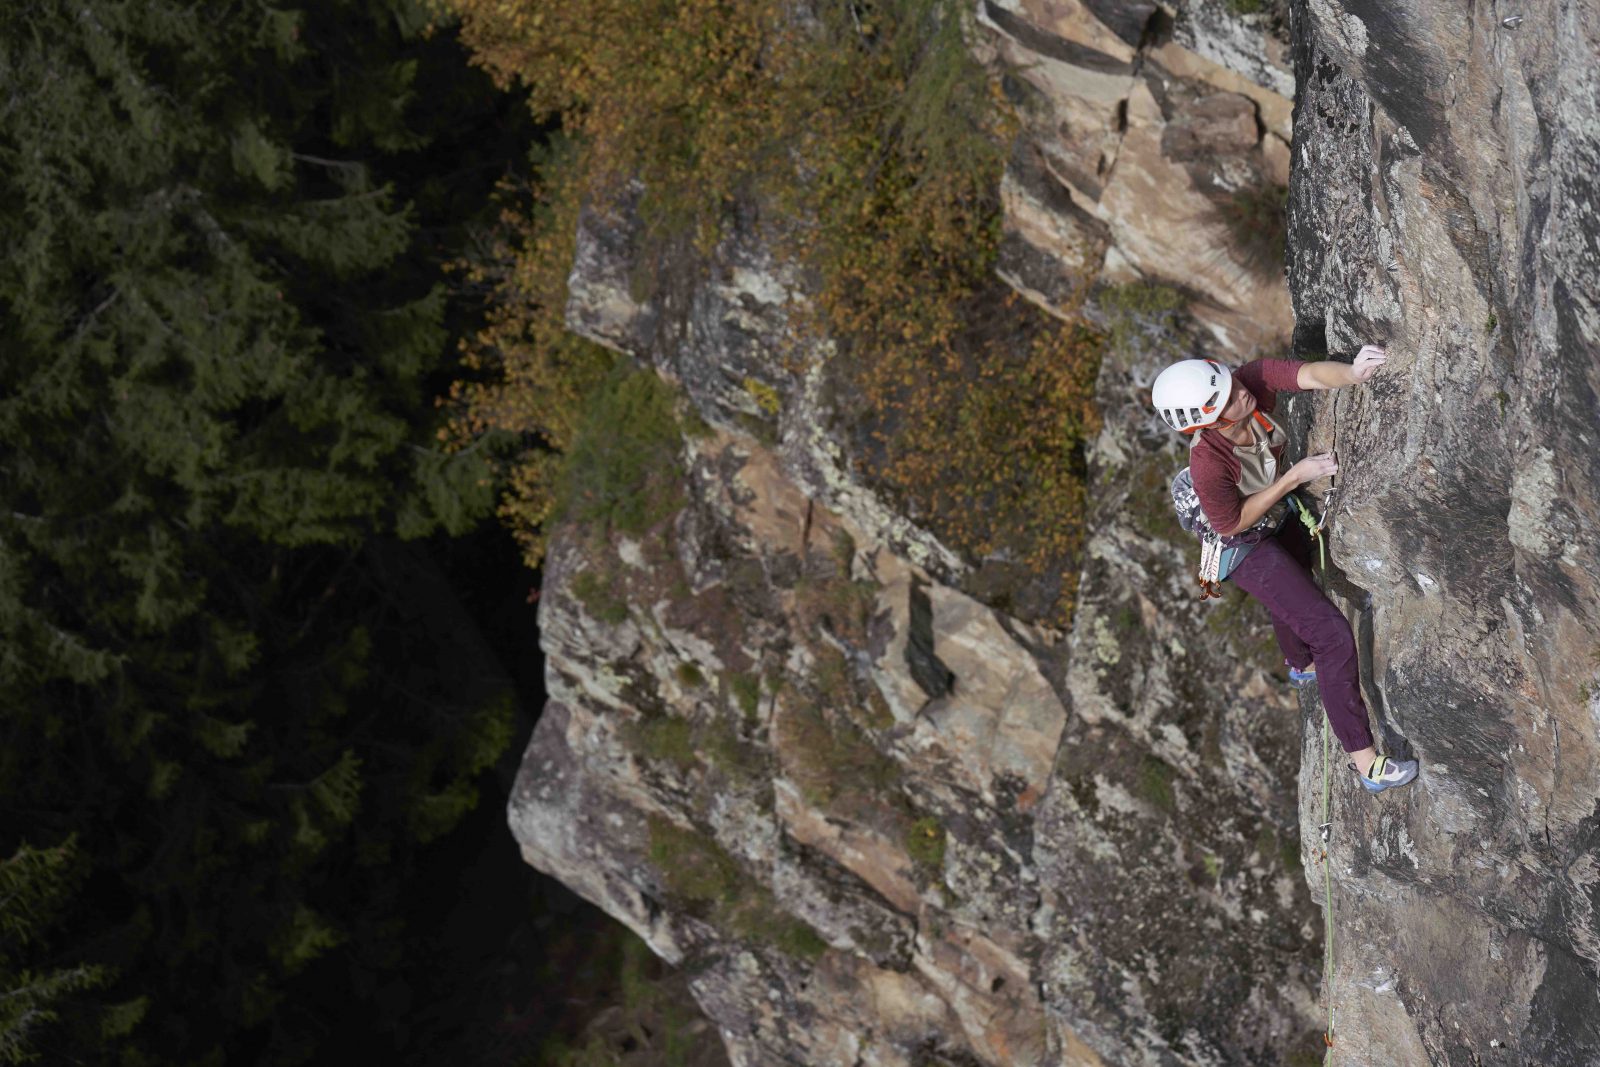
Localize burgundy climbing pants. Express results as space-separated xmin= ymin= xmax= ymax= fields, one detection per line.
xmin=1228 ymin=520 xmax=1376 ymax=753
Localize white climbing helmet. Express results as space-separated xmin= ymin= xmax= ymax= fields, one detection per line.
xmin=1151 ymin=358 xmax=1232 ymax=433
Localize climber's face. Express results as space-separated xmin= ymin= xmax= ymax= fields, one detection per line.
xmin=1216 ymin=379 xmax=1256 ymax=426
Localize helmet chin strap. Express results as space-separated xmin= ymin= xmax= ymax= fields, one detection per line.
xmin=1211 ymin=410 xmax=1274 ymax=433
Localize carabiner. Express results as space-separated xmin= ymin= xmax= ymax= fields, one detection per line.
xmin=1315 ymin=451 xmax=1336 ymax=533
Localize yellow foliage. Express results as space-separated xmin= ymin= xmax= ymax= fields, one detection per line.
xmin=440 ymin=144 xmax=613 ymax=568
xmin=447 ymin=0 xmax=784 ymax=248
xmin=441 ymin=0 xmax=1102 ymax=619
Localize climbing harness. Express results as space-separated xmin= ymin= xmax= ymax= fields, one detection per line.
xmin=1170 ymin=405 xmax=1339 ymax=598
xmin=1172 ymin=463 xmax=1310 ymax=598
xmin=1170 ymin=467 xmax=1288 ymax=599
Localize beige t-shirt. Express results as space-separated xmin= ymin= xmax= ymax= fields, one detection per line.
xmin=1234 ymin=415 xmax=1288 ymax=529
xmin=1193 ymin=412 xmax=1288 ymax=531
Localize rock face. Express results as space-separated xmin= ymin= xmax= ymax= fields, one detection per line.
xmin=514 ymin=1 xmax=1326 ymax=1055
xmin=507 ymin=0 xmax=1600 ymax=1061
xmin=1285 ymin=0 xmax=1600 ymax=1059
xmin=981 ymin=0 xmax=1296 ymax=352
xmin=511 ymin=366 xmax=1322 ymax=1064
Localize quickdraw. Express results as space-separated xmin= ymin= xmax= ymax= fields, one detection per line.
xmin=1288 ymin=457 xmax=1337 ymax=571
xmin=1289 ymin=494 xmax=1327 ymax=570
xmin=1197 ymin=537 xmax=1226 ymax=599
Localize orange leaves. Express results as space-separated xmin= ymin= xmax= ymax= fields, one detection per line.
xmin=440 ymin=0 xmax=1105 ymax=617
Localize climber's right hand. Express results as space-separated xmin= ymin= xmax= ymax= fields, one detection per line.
xmin=1290 ymin=452 xmax=1338 ymax=485
xmin=1351 ymin=344 xmax=1387 ymax=383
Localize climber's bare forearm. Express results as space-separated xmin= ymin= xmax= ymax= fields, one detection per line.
xmin=1221 ymin=473 xmax=1299 ymax=536
xmin=1296 ymin=361 xmax=1360 ymax=390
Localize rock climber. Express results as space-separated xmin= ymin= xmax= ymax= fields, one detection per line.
xmin=1150 ymin=348 xmax=1418 ymax=793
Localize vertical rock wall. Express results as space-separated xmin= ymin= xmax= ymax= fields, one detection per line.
xmin=1287 ymin=0 xmax=1600 ymax=1060
xmin=981 ymin=0 xmax=1296 ymax=351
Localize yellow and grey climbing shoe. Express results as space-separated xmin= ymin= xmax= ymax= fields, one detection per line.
xmin=1355 ymin=755 xmax=1418 ymax=793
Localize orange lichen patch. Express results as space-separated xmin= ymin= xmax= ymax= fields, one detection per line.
xmin=1013 ymin=783 xmax=1044 ymax=813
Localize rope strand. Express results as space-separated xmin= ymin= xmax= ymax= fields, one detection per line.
xmin=1319 ymin=363 xmax=1340 ymax=1061
xmin=1322 ymin=715 xmax=1336 ymax=1061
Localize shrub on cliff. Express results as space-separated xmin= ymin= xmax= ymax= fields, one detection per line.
xmin=558 ymin=364 xmax=687 ymax=536
xmin=1215 ymin=184 xmax=1290 ymax=275
xmin=445 ymin=0 xmax=1101 ymax=622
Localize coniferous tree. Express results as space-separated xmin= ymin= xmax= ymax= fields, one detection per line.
xmin=0 ymin=2 xmax=535 ymax=1062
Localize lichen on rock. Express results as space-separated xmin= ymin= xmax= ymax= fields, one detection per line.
xmin=489 ymin=0 xmax=1597 ymax=1060
xmin=1283 ymin=0 xmax=1600 ymax=1057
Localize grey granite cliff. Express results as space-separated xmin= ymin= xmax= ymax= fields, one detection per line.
xmin=1285 ymin=0 xmax=1600 ymax=1058
xmin=506 ymin=0 xmax=1600 ymax=1062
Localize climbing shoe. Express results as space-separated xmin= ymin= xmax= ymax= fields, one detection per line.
xmin=1355 ymin=755 xmax=1418 ymax=793
xmin=1287 ymin=662 xmax=1317 ymax=690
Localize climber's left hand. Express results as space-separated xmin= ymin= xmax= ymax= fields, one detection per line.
xmin=1351 ymin=344 xmax=1387 ymax=383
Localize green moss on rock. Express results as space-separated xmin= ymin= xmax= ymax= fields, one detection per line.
xmin=625 ymin=716 xmax=696 ymax=767
xmin=648 ymin=814 xmax=741 ymax=904
xmin=1138 ymin=754 xmax=1177 ymax=814
xmin=1215 ymin=184 xmax=1288 ymax=275
xmin=906 ymin=817 xmax=947 ymax=869
xmin=1129 ymin=454 xmax=1190 ymax=548
xmin=571 ymin=570 xmax=629 ymax=625
xmin=1097 ymin=281 xmax=1189 ymax=362
xmin=728 ymin=895 xmax=829 ymax=960
xmin=702 ymin=715 xmax=765 ymax=784
xmin=775 ymin=700 xmax=903 ymax=825
xmin=1202 ymin=588 xmax=1282 ymax=674
xmin=829 ymin=527 xmax=857 ymax=575
xmin=728 ymin=672 xmax=762 ymax=719
xmin=793 ymin=572 xmax=879 ymax=647
xmin=645 ymin=815 xmax=827 ymax=959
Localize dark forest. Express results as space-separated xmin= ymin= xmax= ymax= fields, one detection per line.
xmin=0 ymin=3 xmax=668 ymax=1063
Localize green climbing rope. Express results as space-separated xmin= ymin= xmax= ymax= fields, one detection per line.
xmin=1319 ymin=394 xmax=1338 ymax=1061
xmin=1290 ymin=493 xmax=1327 ymax=570
xmin=1322 ymin=715 xmax=1336 ymax=1061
